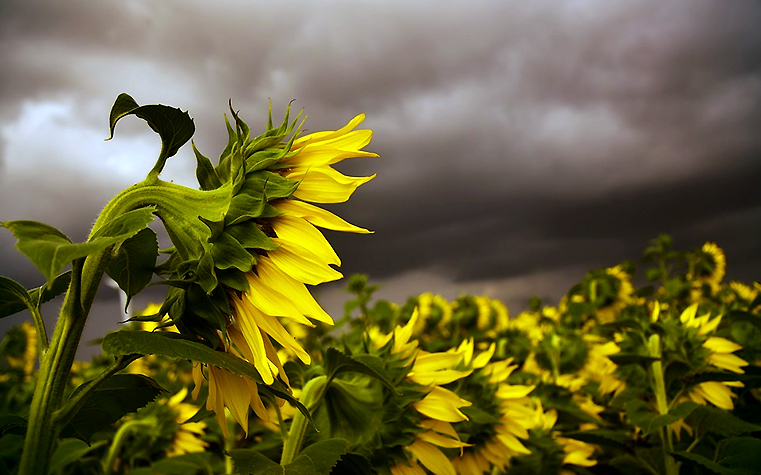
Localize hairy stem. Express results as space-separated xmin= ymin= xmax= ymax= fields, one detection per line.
xmin=280 ymin=375 xmax=327 ymax=465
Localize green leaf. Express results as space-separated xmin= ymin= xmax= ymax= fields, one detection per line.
xmin=90 ymin=206 xmax=156 ymax=241
xmin=102 ymin=330 xmax=264 ymax=382
xmin=49 ymin=438 xmax=106 ymax=474
xmin=672 ymin=451 xmax=736 ymax=475
xmin=60 ymin=374 xmax=165 ymax=443
xmin=3 ymin=208 xmax=154 ymax=285
xmin=106 ymin=227 xmax=158 ymax=308
xmin=108 ymin=93 xmax=195 ymax=176
xmin=0 ymin=415 xmax=26 ymax=436
xmin=288 ymin=439 xmax=349 ymax=474
xmin=230 ymin=448 xmax=282 ymax=474
xmin=687 ymin=404 xmax=761 ymax=438
xmin=716 ymin=437 xmax=761 ymax=475
xmin=101 ymin=331 xmax=305 ymax=416
xmin=0 ymin=276 xmax=33 ymax=320
xmin=324 ymin=349 xmax=395 ymax=391
xmin=230 ymin=439 xmax=349 ymax=475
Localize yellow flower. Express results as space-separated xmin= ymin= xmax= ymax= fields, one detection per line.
xmin=229 ymin=112 xmax=375 ymax=375
xmin=373 ymin=309 xmax=472 ymax=475
xmin=192 ymin=361 xmax=269 ymax=438
xmin=282 ymin=113 xmax=377 ymax=204
xmin=695 ymin=242 xmax=726 ymax=292
xmin=165 ymin=387 xmax=209 ymax=457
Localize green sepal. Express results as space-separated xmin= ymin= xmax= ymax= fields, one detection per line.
xmin=240 ymin=170 xmax=299 ymax=200
xmin=192 ymin=141 xmax=222 ymax=191
xmin=60 ymin=373 xmax=166 ymax=443
xmin=226 ymin=221 xmax=278 ymax=251
xmin=210 ymin=232 xmax=253 ymax=272
xmin=196 ymin=252 xmax=218 ymax=294
xmin=106 ymin=227 xmax=158 ymax=309
xmin=217 ymin=268 xmax=250 ymax=292
xmin=107 ymin=93 xmax=195 ymax=178
xmin=225 ymin=193 xmax=267 ymax=226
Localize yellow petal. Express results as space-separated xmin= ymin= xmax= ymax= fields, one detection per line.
xmin=292 ymin=114 xmax=367 ymax=148
xmin=256 ymin=257 xmax=334 ymax=324
xmin=703 ymin=337 xmax=742 ymax=354
xmin=708 ymin=352 xmax=748 ymax=374
xmin=268 ymin=244 xmax=343 ymax=285
xmin=496 ymin=384 xmax=535 ymax=400
xmin=407 ymin=440 xmax=457 ymax=475
xmin=272 ymin=214 xmax=341 ymax=266
xmin=286 ymin=166 xmax=375 ymax=204
xmin=275 ymin=199 xmax=372 ymax=234
xmin=413 ymin=387 xmax=471 ymax=423
xmin=680 ymin=303 xmax=699 ymax=325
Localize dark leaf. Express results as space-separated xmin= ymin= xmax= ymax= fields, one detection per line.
xmin=106 ymin=227 xmax=158 ymax=308
xmin=60 ymin=374 xmax=165 ymax=443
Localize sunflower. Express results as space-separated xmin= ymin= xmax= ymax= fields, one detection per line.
xmin=689 ymin=242 xmax=726 ymax=294
xmin=448 ymin=342 xmax=537 ymax=474
xmin=187 ymin=111 xmax=376 ymax=433
xmin=164 ymin=387 xmax=209 ymax=457
xmin=372 ymin=311 xmax=474 ymax=475
xmin=677 ymin=303 xmax=748 ymax=410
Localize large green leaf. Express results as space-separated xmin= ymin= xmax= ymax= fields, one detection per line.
xmin=3 ymin=208 xmax=154 ymax=285
xmin=108 ymin=93 xmax=195 ymax=175
xmin=102 ymin=331 xmax=264 ymax=383
xmin=231 ymin=439 xmax=349 ymax=475
xmin=106 ymin=227 xmax=158 ymax=308
xmin=101 ymin=331 xmax=305 ymax=417
xmin=686 ymin=404 xmax=761 ymax=438
xmin=60 ymin=373 xmax=165 ymax=443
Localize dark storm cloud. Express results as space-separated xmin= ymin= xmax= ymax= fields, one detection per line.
xmin=0 ymin=0 xmax=759 ymax=320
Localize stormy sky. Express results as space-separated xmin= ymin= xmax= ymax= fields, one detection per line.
xmin=1 ymin=0 xmax=760 ymax=348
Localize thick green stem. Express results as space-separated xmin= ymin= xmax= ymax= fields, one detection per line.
xmin=280 ymin=375 xmax=327 ymax=465
xmin=648 ymin=334 xmax=678 ymax=475
xmin=18 ymin=251 xmax=111 ymax=475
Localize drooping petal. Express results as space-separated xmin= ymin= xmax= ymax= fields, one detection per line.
xmin=407 ymin=440 xmax=457 ymax=475
xmin=275 ymin=199 xmax=372 ymax=234
xmin=255 ymin=257 xmax=334 ymax=324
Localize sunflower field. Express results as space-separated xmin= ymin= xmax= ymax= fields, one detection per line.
xmin=1 ymin=96 xmax=760 ymax=475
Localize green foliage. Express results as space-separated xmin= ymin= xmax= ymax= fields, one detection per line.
xmin=60 ymin=374 xmax=166 ymax=443
xmin=108 ymin=93 xmax=195 ymax=177
xmin=231 ymin=438 xmax=349 ymax=475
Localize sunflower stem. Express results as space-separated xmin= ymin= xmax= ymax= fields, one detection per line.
xmin=648 ymin=334 xmax=678 ymax=475
xmin=18 ymin=250 xmax=111 ymax=475
xmin=280 ymin=375 xmax=327 ymax=465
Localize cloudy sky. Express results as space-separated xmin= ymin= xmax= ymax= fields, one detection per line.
xmin=1 ymin=0 xmax=760 ymax=347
